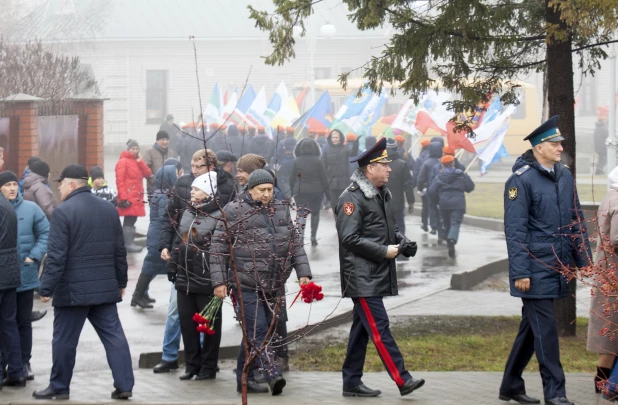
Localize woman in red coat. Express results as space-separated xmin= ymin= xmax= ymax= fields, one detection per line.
xmin=115 ymin=139 xmax=152 ymax=252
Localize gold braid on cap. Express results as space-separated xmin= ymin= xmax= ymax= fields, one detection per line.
xmin=369 ymin=149 xmax=388 ymax=163
xmin=540 ymin=129 xmax=561 ymax=143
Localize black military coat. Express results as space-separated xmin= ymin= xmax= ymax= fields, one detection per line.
xmin=335 ymin=169 xmax=404 ymax=298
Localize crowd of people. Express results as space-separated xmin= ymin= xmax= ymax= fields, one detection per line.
xmin=5 ymin=114 xmax=606 ymax=405
xmin=0 ymin=116 xmax=472 ymax=398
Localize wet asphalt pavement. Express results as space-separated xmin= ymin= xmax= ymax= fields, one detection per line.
xmin=28 ymin=206 xmax=506 ymax=378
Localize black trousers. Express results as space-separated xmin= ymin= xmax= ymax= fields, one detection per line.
xmin=0 ymin=288 xmax=23 ymax=379
xmin=50 ymin=304 xmax=134 ymax=394
xmin=421 ymin=194 xmax=429 ymax=227
xmin=0 ymin=289 xmax=34 ymax=371
xmin=235 ymin=290 xmax=281 ymax=385
xmin=16 ymin=290 xmax=34 ymax=365
xmin=500 ymin=298 xmax=566 ymax=400
xmin=342 ymin=297 xmax=412 ymax=390
xmin=296 ymin=192 xmax=323 ymax=240
xmin=123 ymin=216 xmax=138 ymax=228
xmin=177 ymin=292 xmax=222 ymax=373
xmin=393 ymin=206 xmax=406 ymax=235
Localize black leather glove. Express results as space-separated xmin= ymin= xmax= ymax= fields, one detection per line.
xmin=118 ymin=200 xmax=132 ymax=209
xmin=399 ymin=241 xmax=418 ymax=258
xmin=167 ymin=270 xmax=177 ymax=283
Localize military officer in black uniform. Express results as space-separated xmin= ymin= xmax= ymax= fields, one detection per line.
xmin=499 ymin=116 xmax=591 ymax=405
xmin=335 ymin=137 xmax=423 ymax=398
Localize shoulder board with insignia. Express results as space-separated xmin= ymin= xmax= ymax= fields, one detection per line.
xmin=515 ymin=165 xmax=530 ymax=176
xmin=348 ymin=182 xmax=358 ymax=191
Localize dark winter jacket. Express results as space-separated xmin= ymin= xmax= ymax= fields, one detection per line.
xmin=39 ymin=187 xmax=128 ymax=307
xmin=209 ymin=191 xmax=312 ymax=294
xmin=274 ymin=137 xmax=297 ymax=179
xmin=504 ymin=150 xmax=591 ymax=299
xmin=168 ymin=200 xmax=219 ymax=295
xmin=143 ymin=166 xmax=178 ymax=275
xmin=429 ymin=158 xmax=466 ymax=188
xmin=209 ymin=131 xmax=226 ymax=153
xmin=386 ymin=149 xmax=415 ymax=212
xmin=159 ymin=173 xmax=194 ymax=252
xmin=416 ymin=142 xmax=443 ymax=191
xmin=23 ymin=172 xmax=57 ymax=219
xmin=179 ymin=129 xmax=206 ymax=172
xmin=115 ymin=151 xmax=152 ymax=217
xmin=289 ymin=138 xmax=329 ymax=196
xmin=159 ymin=167 xmax=235 ymax=252
xmin=10 ymin=194 xmax=49 ymax=292
xmin=335 ymin=169 xmax=405 ymax=298
xmin=249 ymin=134 xmax=275 ymax=164
xmin=428 ymin=168 xmax=475 ymax=212
xmin=225 ymin=133 xmax=246 ymax=157
xmin=322 ymin=132 xmax=359 ymax=191
xmin=411 ymin=147 xmax=429 ymax=188
xmin=0 ymin=195 xmax=20 ymax=291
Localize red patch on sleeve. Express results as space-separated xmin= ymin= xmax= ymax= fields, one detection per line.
xmin=343 ymin=202 xmax=355 ymax=216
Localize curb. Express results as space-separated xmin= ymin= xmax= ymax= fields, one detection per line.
xmin=450 ymin=257 xmax=509 ymax=290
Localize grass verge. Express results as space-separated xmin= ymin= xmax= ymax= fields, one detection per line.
xmin=291 ymin=316 xmax=596 ymax=372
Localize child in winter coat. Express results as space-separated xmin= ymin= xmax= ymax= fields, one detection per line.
xmin=428 ymin=155 xmax=475 ymax=258
xmin=89 ymin=166 xmax=118 ymax=206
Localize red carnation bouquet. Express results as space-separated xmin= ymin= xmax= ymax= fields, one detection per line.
xmin=193 ymin=296 xmax=222 ymax=335
xmin=290 ymin=281 xmax=324 ymax=308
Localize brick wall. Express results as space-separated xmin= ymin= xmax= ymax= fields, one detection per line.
xmin=5 ymin=102 xmax=39 ymax=173
xmin=73 ymin=101 xmax=105 ymax=171
xmin=0 ymin=97 xmax=105 ymax=174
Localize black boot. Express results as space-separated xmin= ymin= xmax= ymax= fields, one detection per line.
xmin=131 ymin=274 xmax=154 ymax=309
xmin=596 ymin=366 xmax=612 ymax=393
xmin=30 ymin=310 xmax=47 ymax=322
xmin=25 ymin=363 xmax=34 ymax=381
xmin=144 ymin=292 xmax=156 ymax=303
xmin=447 ymin=239 xmax=456 ymax=258
xmin=123 ymin=226 xmax=143 ymax=253
xmin=153 ymin=359 xmax=178 ymax=373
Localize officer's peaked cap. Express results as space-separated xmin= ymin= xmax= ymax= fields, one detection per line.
xmin=350 ymin=137 xmax=392 ymax=166
xmin=523 ymin=115 xmax=565 ymax=147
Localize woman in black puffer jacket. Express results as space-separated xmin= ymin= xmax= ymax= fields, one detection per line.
xmin=289 ymin=138 xmax=329 ymax=246
xmin=167 ymin=171 xmax=221 ymax=382
xmin=322 ymin=129 xmax=359 ymax=205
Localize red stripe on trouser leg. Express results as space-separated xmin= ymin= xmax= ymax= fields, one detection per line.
xmin=358 ymin=298 xmax=405 ymax=387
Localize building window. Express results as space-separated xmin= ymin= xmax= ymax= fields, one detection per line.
xmin=146 ymin=70 xmax=168 ymax=123
xmin=314 ymin=68 xmax=332 ymax=80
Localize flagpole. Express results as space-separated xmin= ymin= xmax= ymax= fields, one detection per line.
xmin=464 ymin=155 xmax=479 ymax=174
xmin=455 ymin=149 xmax=465 ymax=160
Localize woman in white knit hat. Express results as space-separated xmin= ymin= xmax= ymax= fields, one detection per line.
xmin=167 ymin=170 xmax=222 ymax=381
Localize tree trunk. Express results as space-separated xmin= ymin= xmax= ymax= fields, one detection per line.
xmin=545 ymin=0 xmax=577 ymax=337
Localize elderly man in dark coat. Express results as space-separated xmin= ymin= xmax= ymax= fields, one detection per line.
xmin=210 ymin=169 xmax=312 ymax=396
xmin=499 ymin=116 xmax=591 ymax=405
xmin=0 ymin=174 xmax=25 ymax=389
xmin=33 ymin=165 xmax=134 ymax=400
xmin=335 ymin=138 xmax=422 ymax=398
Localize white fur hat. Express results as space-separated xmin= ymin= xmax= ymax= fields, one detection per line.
xmin=192 ymin=172 xmax=218 ymax=197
